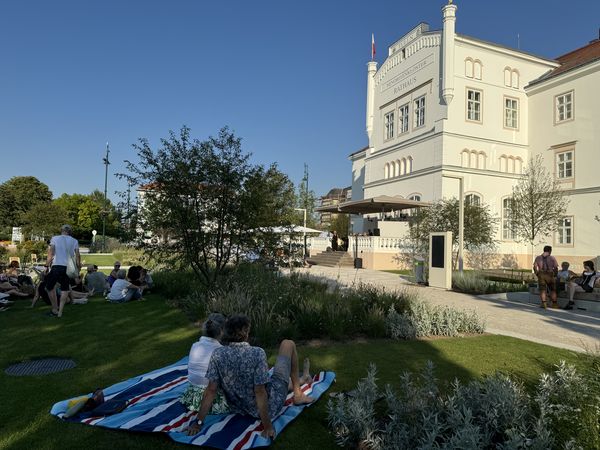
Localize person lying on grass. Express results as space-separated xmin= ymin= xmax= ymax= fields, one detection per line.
xmin=186 ymin=314 xmax=314 ymax=439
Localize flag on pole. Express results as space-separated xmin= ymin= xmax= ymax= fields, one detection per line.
xmin=371 ymin=33 xmax=376 ymax=60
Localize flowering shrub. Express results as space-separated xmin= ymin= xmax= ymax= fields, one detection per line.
xmin=328 ymin=361 xmax=600 ymax=449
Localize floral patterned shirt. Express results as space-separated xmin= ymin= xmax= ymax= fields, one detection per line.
xmin=206 ymin=342 xmax=281 ymax=418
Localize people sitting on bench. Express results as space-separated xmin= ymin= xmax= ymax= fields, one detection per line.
xmin=564 ymin=260 xmax=599 ymax=310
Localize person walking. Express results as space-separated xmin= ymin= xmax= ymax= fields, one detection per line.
xmin=45 ymin=224 xmax=81 ymax=317
xmin=533 ymin=245 xmax=559 ymax=309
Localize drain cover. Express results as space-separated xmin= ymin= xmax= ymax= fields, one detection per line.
xmin=5 ymin=358 xmax=76 ymax=376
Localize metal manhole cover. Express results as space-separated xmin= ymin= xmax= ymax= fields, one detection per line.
xmin=5 ymin=358 xmax=76 ymax=376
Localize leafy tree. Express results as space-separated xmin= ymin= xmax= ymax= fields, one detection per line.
xmin=0 ymin=176 xmax=52 ymax=227
xmin=508 ymin=155 xmax=569 ymax=259
xmin=330 ymin=213 xmax=350 ymax=237
xmin=21 ymin=203 xmax=69 ymax=240
xmin=53 ymin=191 xmax=121 ymax=240
xmin=408 ymin=198 xmax=498 ymax=269
xmin=120 ymin=126 xmax=296 ymax=286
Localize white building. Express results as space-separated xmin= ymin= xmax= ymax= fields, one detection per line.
xmin=347 ymin=2 xmax=600 ymax=270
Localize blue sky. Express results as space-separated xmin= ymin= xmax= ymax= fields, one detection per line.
xmin=1 ymin=0 xmax=599 ymax=204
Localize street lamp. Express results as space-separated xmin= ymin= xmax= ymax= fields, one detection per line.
xmin=102 ymin=142 xmax=111 ymax=253
xmin=294 ymin=207 xmax=307 ymax=258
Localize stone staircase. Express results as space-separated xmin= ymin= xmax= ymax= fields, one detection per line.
xmin=308 ymin=251 xmax=355 ymax=268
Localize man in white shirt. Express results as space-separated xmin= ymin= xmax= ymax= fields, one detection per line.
xmin=45 ymin=224 xmax=80 ymax=317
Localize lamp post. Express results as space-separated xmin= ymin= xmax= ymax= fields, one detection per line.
xmin=102 ymin=142 xmax=111 ymax=253
xmin=442 ymin=174 xmax=464 ymax=272
xmin=294 ymin=207 xmax=307 ymax=258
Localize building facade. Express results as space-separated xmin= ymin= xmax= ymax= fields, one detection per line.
xmin=319 ymin=187 xmax=351 ymax=227
xmin=349 ymin=2 xmax=600 ymax=270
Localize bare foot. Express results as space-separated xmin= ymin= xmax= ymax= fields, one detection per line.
xmin=293 ymin=393 xmax=314 ymax=405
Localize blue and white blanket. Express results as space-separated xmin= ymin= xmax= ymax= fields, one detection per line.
xmin=51 ymin=357 xmax=335 ymax=449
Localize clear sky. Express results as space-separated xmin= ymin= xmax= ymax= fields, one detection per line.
xmin=1 ymin=0 xmax=599 ymax=204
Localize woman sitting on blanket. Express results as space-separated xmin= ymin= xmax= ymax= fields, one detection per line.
xmin=180 ymin=313 xmax=230 ymax=414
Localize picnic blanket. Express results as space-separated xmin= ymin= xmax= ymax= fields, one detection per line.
xmin=50 ymin=356 xmax=336 ymax=449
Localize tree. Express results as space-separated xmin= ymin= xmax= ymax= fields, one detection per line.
xmin=408 ymin=198 xmax=498 ymax=269
xmin=120 ymin=126 xmax=297 ymax=286
xmin=508 ymin=155 xmax=570 ymax=259
xmin=21 ymin=203 xmax=69 ymax=240
xmin=0 ymin=176 xmax=52 ymax=227
xmin=53 ymin=191 xmax=122 ymax=240
xmin=330 ymin=213 xmax=349 ymax=237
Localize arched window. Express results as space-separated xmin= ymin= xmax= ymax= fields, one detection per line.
xmin=470 ymin=150 xmax=478 ymax=169
xmin=465 ymin=58 xmax=473 ymax=78
xmin=384 ymin=163 xmax=389 ymax=179
xmin=400 ymin=158 xmax=406 ymax=175
xmin=465 ymin=193 xmax=481 ymax=206
xmin=511 ymin=70 xmax=519 ymax=88
xmin=508 ymin=156 xmax=516 ymax=173
xmin=478 ymin=151 xmax=486 ymax=170
xmin=407 ymin=156 xmax=413 ymax=173
xmin=504 ymin=67 xmax=511 ymax=87
xmin=499 ymin=155 xmax=507 ymax=172
xmin=473 ymin=60 xmax=482 ymax=80
xmin=515 ymin=157 xmax=523 ymax=174
xmin=461 ymin=149 xmax=469 ymax=167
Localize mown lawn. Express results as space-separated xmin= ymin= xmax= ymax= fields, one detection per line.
xmin=0 ymin=293 xmax=592 ymax=450
xmin=79 ymin=254 xmax=118 ymax=267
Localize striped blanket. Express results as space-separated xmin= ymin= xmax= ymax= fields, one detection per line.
xmin=50 ymin=357 xmax=335 ymax=449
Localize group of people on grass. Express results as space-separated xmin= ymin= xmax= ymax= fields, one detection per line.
xmin=182 ymin=313 xmax=313 ymax=438
xmin=534 ymin=245 xmax=599 ymax=310
xmin=1 ymin=224 xmax=152 ymax=316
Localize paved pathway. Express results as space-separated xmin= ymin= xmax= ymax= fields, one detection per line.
xmin=285 ymin=266 xmax=600 ymax=353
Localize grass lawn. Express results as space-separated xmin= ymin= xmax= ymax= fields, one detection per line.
xmin=79 ymin=254 xmax=118 ymax=267
xmin=0 ymin=294 xmax=593 ymax=450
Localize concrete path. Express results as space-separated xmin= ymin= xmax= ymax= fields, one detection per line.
xmin=285 ymin=266 xmax=600 ymax=353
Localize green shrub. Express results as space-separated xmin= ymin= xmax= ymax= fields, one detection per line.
xmin=0 ymin=244 xmax=8 ymax=262
xmin=168 ymin=264 xmax=485 ymax=346
xmin=328 ymin=361 xmax=600 ymax=450
xmin=453 ymin=271 xmax=527 ymax=294
xmin=16 ymin=240 xmax=48 ymax=261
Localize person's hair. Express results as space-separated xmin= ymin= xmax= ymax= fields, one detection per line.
xmin=117 ymin=269 xmax=127 ymax=279
xmin=203 ymin=313 xmax=226 ymax=339
xmin=61 ymin=224 xmax=73 ymax=235
xmin=583 ymin=260 xmax=595 ymax=272
xmin=561 ymin=261 xmax=570 ymax=269
xmin=114 ymin=261 xmax=121 ymax=267
xmin=224 ymin=314 xmax=251 ymax=343
xmin=93 ymin=265 xmax=98 ymax=270
xmin=543 ymin=245 xmax=552 ymax=253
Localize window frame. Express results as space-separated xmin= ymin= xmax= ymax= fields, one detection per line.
xmin=466 ymin=87 xmax=483 ymax=123
xmin=555 ymin=149 xmax=574 ymax=180
xmin=414 ymin=95 xmax=426 ymax=129
xmin=554 ymin=90 xmax=574 ymax=124
xmin=384 ymin=110 xmax=395 ymax=141
xmin=555 ymin=216 xmax=574 ymax=247
xmin=398 ymin=103 xmax=410 ymax=134
xmin=503 ymin=96 xmax=519 ymax=130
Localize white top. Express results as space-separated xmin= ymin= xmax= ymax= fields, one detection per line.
xmin=108 ymin=279 xmax=131 ymax=300
xmin=187 ymin=336 xmax=222 ymax=386
xmin=50 ymin=235 xmax=79 ymax=267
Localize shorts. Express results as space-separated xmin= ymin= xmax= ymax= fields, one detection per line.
xmin=537 ymin=271 xmax=556 ymax=291
xmin=46 ymin=265 xmax=70 ymax=292
xmin=268 ymin=355 xmax=291 ymax=414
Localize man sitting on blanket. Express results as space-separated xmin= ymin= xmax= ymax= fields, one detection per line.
xmin=186 ymin=314 xmax=314 ymax=439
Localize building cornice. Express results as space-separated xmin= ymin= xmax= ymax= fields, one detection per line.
xmin=525 ymin=59 xmax=600 ymax=93
xmin=366 ymin=128 xmax=438 ymax=161
xmin=455 ymin=35 xmax=558 ymax=67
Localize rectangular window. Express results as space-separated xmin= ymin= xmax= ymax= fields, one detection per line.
xmin=504 ymin=97 xmax=519 ymax=129
xmin=398 ymin=103 xmax=409 ymax=134
xmin=384 ymin=111 xmax=394 ymax=140
xmin=502 ymin=198 xmax=516 ymax=240
xmin=414 ymin=96 xmax=425 ymax=128
xmin=557 ymin=217 xmax=573 ymax=245
xmin=556 ymin=151 xmax=573 ymax=179
xmin=556 ymin=91 xmax=573 ymax=123
xmin=467 ymin=89 xmax=482 ymax=122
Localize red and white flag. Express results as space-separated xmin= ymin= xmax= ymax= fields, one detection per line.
xmin=371 ymin=33 xmax=376 ymax=60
